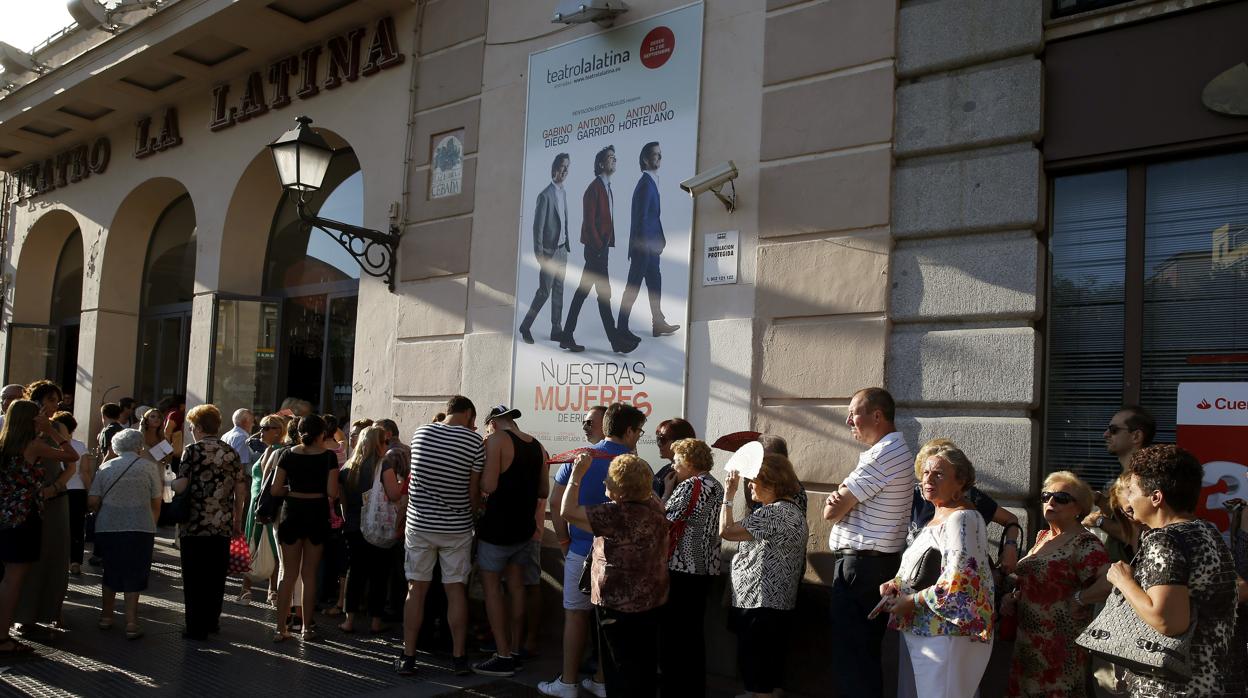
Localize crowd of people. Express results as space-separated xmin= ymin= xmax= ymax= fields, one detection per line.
xmin=0 ymin=380 xmax=1245 ymax=698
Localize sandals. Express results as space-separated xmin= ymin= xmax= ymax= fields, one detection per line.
xmin=301 ymin=627 xmax=319 ymax=641
xmin=323 ymin=606 xmax=343 ymax=618
xmin=125 ymin=625 xmax=144 ymax=641
xmin=98 ymin=617 xmax=114 ymax=630
xmin=272 ymin=631 xmax=293 ymax=643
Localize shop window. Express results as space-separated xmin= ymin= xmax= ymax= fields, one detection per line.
xmin=1045 ymin=152 xmax=1248 ymax=486
xmin=135 ymin=196 xmax=195 ymax=405
xmin=4 ymin=228 xmax=82 ymax=389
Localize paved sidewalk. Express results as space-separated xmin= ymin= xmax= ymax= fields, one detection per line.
xmin=0 ymin=537 xmax=553 ymax=697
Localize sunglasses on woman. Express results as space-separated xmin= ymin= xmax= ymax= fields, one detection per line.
xmin=1040 ymin=491 xmax=1076 ymax=505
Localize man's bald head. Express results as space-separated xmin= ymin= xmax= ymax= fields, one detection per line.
xmin=1 ymin=384 xmax=26 ymax=413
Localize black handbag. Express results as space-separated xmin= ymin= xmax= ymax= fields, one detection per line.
xmin=577 ymin=556 xmax=593 ymax=595
xmin=912 ymin=547 xmax=942 ymax=589
xmin=160 ymin=487 xmax=191 ymax=526
xmin=254 ymin=462 xmax=282 ymax=524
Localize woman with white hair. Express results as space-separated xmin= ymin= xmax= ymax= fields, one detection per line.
xmin=88 ymin=428 xmax=163 ymax=640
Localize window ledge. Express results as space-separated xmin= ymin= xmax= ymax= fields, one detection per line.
xmin=1046 ymin=0 xmax=1228 ymax=41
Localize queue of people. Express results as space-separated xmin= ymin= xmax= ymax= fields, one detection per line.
xmin=0 ymin=378 xmax=1246 ymax=698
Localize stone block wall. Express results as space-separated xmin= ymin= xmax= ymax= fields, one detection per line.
xmin=388 ymin=0 xmax=488 ymax=437
xmin=890 ymin=0 xmax=1045 ymax=527
xmin=754 ymin=0 xmax=897 ymax=526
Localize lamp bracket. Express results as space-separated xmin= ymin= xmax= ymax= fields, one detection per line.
xmin=295 ymin=195 xmax=401 ymax=292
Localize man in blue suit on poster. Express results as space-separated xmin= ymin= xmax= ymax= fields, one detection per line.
xmin=617 ymin=141 xmax=680 ymax=341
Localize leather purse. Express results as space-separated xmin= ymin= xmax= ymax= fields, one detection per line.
xmin=1076 ymin=530 xmax=1196 ymax=682
xmin=911 ymin=547 xmax=942 ymax=590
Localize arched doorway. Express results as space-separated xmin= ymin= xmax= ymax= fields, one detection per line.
xmin=136 ymin=195 xmax=196 ymax=404
xmin=4 ymin=210 xmax=83 ymax=390
xmin=211 ymin=148 xmax=361 ymax=422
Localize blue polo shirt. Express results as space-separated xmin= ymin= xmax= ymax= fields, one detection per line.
xmin=554 ymin=439 xmax=632 ymax=557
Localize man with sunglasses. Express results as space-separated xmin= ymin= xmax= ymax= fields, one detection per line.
xmin=581 ymin=405 xmax=606 ymax=446
xmin=1103 ymin=405 xmax=1155 ymax=470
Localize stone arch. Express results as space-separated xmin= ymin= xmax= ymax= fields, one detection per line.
xmin=96 ymin=177 xmax=194 ymax=315
xmin=219 ymin=128 xmax=358 ymax=295
xmin=11 ymin=208 xmax=85 ymax=324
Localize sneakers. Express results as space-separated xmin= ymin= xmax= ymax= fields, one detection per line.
xmin=581 ymin=677 xmax=607 ymax=697
xmin=537 ymin=676 xmax=581 ymax=698
xmin=394 ymin=654 xmax=417 ymax=676
xmin=451 ymin=655 xmax=471 ymax=676
xmin=472 ymin=653 xmax=516 ymax=677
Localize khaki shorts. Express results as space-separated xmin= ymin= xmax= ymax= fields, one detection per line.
xmin=404 ymin=529 xmax=473 ymax=584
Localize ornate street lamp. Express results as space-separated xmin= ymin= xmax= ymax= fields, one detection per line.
xmin=267 ymin=116 xmax=400 ymax=291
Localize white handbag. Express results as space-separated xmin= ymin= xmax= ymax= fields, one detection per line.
xmin=360 ymin=461 xmax=400 ymax=548
xmin=247 ymin=528 xmax=276 ymax=582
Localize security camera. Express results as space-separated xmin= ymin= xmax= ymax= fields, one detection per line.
xmin=680 ymin=161 xmax=738 ymax=212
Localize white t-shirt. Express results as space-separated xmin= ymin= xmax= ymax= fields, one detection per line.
xmin=828 ymin=431 xmax=914 ymax=553
xmin=65 ymin=439 xmax=88 ymax=490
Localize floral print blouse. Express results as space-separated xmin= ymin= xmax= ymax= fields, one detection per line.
xmin=177 ymin=437 xmax=243 ymax=537
xmin=1006 ymin=528 xmax=1107 ymax=698
xmin=890 ymin=509 xmax=994 ymax=643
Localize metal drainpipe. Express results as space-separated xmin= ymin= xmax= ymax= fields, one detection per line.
xmin=397 ymin=0 xmax=428 ymax=238
xmin=0 ymin=172 xmax=10 ymax=333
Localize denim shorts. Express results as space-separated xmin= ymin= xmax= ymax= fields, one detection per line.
xmin=476 ymin=539 xmax=532 ymax=573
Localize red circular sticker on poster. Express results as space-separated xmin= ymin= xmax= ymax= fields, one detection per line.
xmin=640 ymin=26 xmax=675 ymax=69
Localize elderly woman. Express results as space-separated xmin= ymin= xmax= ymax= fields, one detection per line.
xmin=0 ymin=399 xmax=80 ymax=656
xmin=1108 ymin=445 xmax=1246 ymax=697
xmin=171 ymin=404 xmax=246 ymax=641
xmin=1006 ymin=470 xmax=1110 ymax=697
xmin=561 ymin=452 xmax=670 ymax=697
xmin=88 ymin=429 xmax=162 ymax=639
xmin=721 ymin=454 xmax=807 ymax=698
xmin=880 ymin=445 xmax=994 ymax=698
xmin=656 ymin=437 xmax=723 ymax=697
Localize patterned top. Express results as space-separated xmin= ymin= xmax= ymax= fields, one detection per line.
xmin=1006 ymin=528 xmax=1107 ymax=697
xmin=731 ymin=499 xmax=807 ymax=610
xmin=586 ymin=498 xmax=670 ymax=613
xmin=177 ymin=437 xmax=244 ymax=537
xmin=666 ymin=472 xmax=724 ymax=575
xmin=1123 ymin=520 xmax=1246 ymax=698
xmin=891 ymin=509 xmax=994 ymax=643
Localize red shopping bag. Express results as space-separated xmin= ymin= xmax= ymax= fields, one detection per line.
xmin=228 ymin=535 xmax=251 ymax=576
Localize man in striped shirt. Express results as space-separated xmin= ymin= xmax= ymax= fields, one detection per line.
xmin=822 ymin=387 xmax=914 ymax=698
xmin=396 ymin=396 xmax=485 ymax=677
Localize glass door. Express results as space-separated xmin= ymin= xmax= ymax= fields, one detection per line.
xmin=210 ymin=296 xmax=280 ymax=418
xmin=5 ymin=323 xmax=58 ymax=387
xmin=136 ymin=309 xmax=191 ymax=404
xmin=325 ymin=293 xmax=357 ymax=423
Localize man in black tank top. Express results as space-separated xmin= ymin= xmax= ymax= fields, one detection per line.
xmin=471 ymin=405 xmax=550 ymax=677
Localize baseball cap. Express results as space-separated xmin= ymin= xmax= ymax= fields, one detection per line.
xmin=485 ymin=404 xmax=522 ymax=424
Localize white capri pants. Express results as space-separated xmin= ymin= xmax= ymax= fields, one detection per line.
xmin=902 ymin=632 xmax=992 ymax=698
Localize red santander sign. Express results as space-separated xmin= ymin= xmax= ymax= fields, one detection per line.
xmin=1178 ymin=382 xmax=1248 ymax=533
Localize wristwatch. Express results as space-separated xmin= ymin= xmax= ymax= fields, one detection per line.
xmin=1093 ymin=515 xmax=1106 ymax=529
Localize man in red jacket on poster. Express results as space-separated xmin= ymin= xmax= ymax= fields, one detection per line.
xmin=561 ymin=144 xmax=639 ymax=355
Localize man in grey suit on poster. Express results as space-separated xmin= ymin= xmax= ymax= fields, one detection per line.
xmin=519 ymin=153 xmax=572 ymax=344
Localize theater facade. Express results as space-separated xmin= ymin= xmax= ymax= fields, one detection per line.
xmin=2 ymin=0 xmax=1247 ymax=690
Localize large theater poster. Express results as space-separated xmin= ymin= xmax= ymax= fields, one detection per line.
xmin=510 ymin=4 xmax=703 ymax=463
